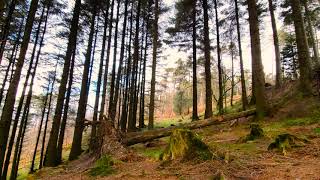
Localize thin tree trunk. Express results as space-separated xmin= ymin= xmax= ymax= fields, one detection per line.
xmin=99 ymin=0 xmax=114 ymax=122
xmin=39 ymin=68 xmax=57 ymax=169
xmin=0 ymin=0 xmax=17 ymax=64
xmin=90 ymin=1 xmax=110 ymax=151
xmin=56 ymin=47 xmax=75 ymax=164
xmin=45 ymin=0 xmax=81 ymax=167
xmin=202 ymin=0 xmax=213 ymax=118
xmin=303 ymin=0 xmax=319 ymax=64
xmin=108 ymin=0 xmax=121 ymax=121
xmin=30 ymin=82 xmax=50 ymax=173
xmin=192 ymin=0 xmax=198 ymax=121
xmin=120 ymin=4 xmax=134 ymax=131
xmin=149 ymin=0 xmax=159 ymax=129
xmin=0 ymin=0 xmax=40 ymax=174
xmin=268 ymin=0 xmax=282 ymax=88
xmin=0 ymin=18 xmax=23 ymax=105
xmin=69 ymin=4 xmax=97 ymax=161
xmin=110 ymin=0 xmax=129 ymax=122
xmin=234 ymin=0 xmax=248 ymax=110
xmin=128 ymin=0 xmax=141 ymax=132
xmin=214 ymin=0 xmax=223 ymax=115
xmin=10 ymin=10 xmax=48 ymax=175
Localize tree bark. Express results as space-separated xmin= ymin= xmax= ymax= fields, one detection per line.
xmin=99 ymin=0 xmax=115 ymax=122
xmin=110 ymin=0 xmax=130 ymax=122
xmin=57 ymin=47 xmax=75 ymax=163
xmin=192 ymin=0 xmax=198 ymax=121
xmin=149 ymin=0 xmax=159 ymax=129
xmin=202 ymin=0 xmax=213 ymax=118
xmin=303 ymin=0 xmax=319 ymax=64
xmin=234 ymin=0 xmax=248 ymax=110
xmin=45 ymin=0 xmax=81 ymax=167
xmin=69 ymin=3 xmax=97 ymax=161
xmin=90 ymin=1 xmax=110 ymax=151
xmin=290 ymin=0 xmax=312 ymax=94
xmin=268 ymin=0 xmax=282 ymax=88
xmin=128 ymin=0 xmax=141 ymax=132
xmin=0 ymin=0 xmax=39 ymax=173
xmin=0 ymin=0 xmax=17 ymax=64
xmin=214 ymin=0 xmax=223 ymax=115
xmin=247 ymin=0 xmax=268 ymax=119
xmin=123 ymin=109 xmax=256 ymax=146
xmin=108 ymin=0 xmax=121 ymax=121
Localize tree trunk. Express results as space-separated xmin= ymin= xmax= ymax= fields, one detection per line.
xmin=0 ymin=0 xmax=39 ymax=174
xmin=90 ymin=1 xmax=110 ymax=151
xmin=0 ymin=0 xmax=17 ymax=64
xmin=303 ymin=0 xmax=319 ymax=64
xmin=123 ymin=109 xmax=256 ymax=146
xmin=40 ymin=68 xmax=57 ymax=169
xmin=108 ymin=0 xmax=121 ymax=121
xmin=128 ymin=0 xmax=141 ymax=132
xmin=69 ymin=4 xmax=97 ymax=161
xmin=99 ymin=0 xmax=115 ymax=122
xmin=30 ymin=82 xmax=50 ymax=173
xmin=202 ymin=0 xmax=213 ymax=118
xmin=45 ymin=0 xmax=81 ymax=167
xmin=0 ymin=18 xmax=23 ymax=105
xmin=120 ymin=4 xmax=134 ymax=131
xmin=268 ymin=0 xmax=282 ymax=88
xmin=57 ymin=48 xmax=75 ymax=163
xmin=290 ymin=0 xmax=312 ymax=94
xmin=214 ymin=0 xmax=223 ymax=115
xmin=149 ymin=0 xmax=159 ymax=129
xmin=247 ymin=0 xmax=268 ymax=119
xmin=234 ymin=0 xmax=248 ymax=110
xmin=110 ymin=0 xmax=130 ymax=123
xmin=192 ymin=0 xmax=198 ymax=121
xmin=10 ymin=9 xmax=48 ymax=174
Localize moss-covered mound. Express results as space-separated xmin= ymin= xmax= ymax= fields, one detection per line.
xmin=160 ymin=129 xmax=213 ymax=161
xmin=268 ymin=133 xmax=309 ymax=155
xmin=239 ymin=124 xmax=264 ymax=142
xmin=89 ymin=155 xmax=115 ymax=176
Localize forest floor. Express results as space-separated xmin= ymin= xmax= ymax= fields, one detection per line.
xmin=30 ymin=83 xmax=320 ymax=180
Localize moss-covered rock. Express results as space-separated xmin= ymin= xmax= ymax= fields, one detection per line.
xmin=268 ymin=133 xmax=309 ymax=155
xmin=239 ymin=124 xmax=264 ymax=142
xmin=160 ymin=129 xmax=213 ymax=161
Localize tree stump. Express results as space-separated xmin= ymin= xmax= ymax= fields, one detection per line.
xmin=160 ymin=129 xmax=213 ymax=161
xmin=239 ymin=123 xmax=264 ymax=142
xmin=268 ymin=133 xmax=309 ymax=155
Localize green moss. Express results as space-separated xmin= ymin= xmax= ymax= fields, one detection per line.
xmin=89 ymin=155 xmax=115 ymax=177
xmin=313 ymin=128 xmax=320 ymax=135
xmin=141 ymin=148 xmax=163 ymax=160
xmin=239 ymin=124 xmax=264 ymax=142
xmin=160 ymin=129 xmax=213 ymax=161
xmin=268 ymin=133 xmax=309 ymax=155
xmin=154 ymin=117 xmax=191 ymax=129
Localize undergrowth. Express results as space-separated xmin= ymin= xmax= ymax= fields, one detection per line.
xmin=89 ymin=155 xmax=115 ymax=177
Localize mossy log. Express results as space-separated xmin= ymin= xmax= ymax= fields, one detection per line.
xmin=122 ymin=109 xmax=256 ymax=146
xmin=268 ymin=133 xmax=309 ymax=155
xmin=160 ymin=129 xmax=213 ymax=161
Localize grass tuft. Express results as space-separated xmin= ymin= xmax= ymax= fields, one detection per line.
xmin=89 ymin=155 xmax=114 ymax=177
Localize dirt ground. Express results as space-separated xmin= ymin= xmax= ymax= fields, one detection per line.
xmin=32 ymin=84 xmax=320 ymax=180
xmin=32 ymin=119 xmax=320 ymax=180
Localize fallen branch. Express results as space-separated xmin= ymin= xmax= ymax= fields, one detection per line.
xmin=122 ymin=109 xmax=256 ymax=146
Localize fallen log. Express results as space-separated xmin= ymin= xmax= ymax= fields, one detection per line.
xmin=122 ymin=109 xmax=256 ymax=146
